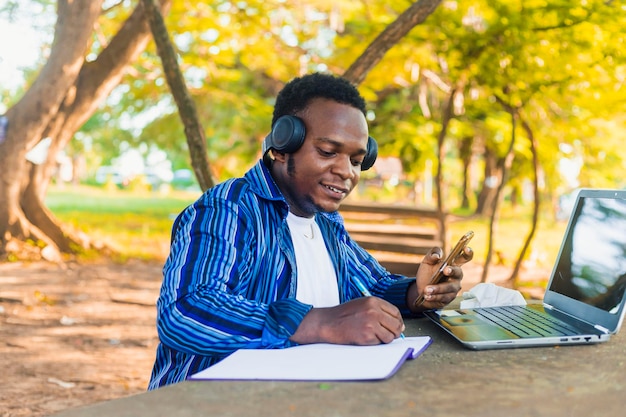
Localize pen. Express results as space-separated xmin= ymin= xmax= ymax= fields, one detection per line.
xmin=352 ymin=276 xmax=405 ymax=340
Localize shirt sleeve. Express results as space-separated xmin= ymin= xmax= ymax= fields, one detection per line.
xmin=337 ymin=224 xmax=417 ymax=316
xmin=156 ymin=192 xmax=312 ymax=357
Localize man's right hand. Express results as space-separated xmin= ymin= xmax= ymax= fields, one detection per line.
xmin=289 ymin=297 xmax=405 ymax=345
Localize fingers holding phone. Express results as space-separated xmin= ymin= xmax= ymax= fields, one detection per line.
xmin=413 ymin=231 xmax=474 ymax=310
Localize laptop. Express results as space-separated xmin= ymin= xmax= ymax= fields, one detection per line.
xmin=425 ymin=188 xmax=626 ymax=350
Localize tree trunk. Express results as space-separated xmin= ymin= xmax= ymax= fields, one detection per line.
xmin=481 ymin=102 xmax=517 ymax=283
xmin=508 ymin=116 xmax=541 ymax=287
xmin=474 ymin=148 xmax=500 ymax=217
xmin=459 ymin=136 xmax=474 ymax=209
xmin=141 ymin=0 xmax=216 ymax=191
xmin=0 ymin=0 xmax=172 ymax=260
xmin=432 ymin=88 xmax=458 ymax=253
xmin=0 ymin=0 xmax=103 ymax=260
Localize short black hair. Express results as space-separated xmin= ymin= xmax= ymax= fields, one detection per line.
xmin=271 ymin=73 xmax=367 ymax=126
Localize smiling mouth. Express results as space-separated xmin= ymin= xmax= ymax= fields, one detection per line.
xmin=324 ymin=184 xmax=347 ymax=197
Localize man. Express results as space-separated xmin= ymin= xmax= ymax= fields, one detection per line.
xmin=148 ymin=73 xmax=472 ymax=389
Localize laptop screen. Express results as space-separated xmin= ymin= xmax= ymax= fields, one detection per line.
xmin=550 ymin=194 xmax=626 ymax=315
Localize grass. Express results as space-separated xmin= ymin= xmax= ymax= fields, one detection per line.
xmin=46 ymin=185 xmax=567 ymax=275
xmin=46 ymin=185 xmax=199 ymax=261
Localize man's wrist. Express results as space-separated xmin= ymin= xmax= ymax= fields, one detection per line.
xmin=290 ymin=308 xmax=325 ymax=345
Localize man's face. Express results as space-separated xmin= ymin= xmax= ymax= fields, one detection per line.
xmin=272 ymin=98 xmax=369 ymax=218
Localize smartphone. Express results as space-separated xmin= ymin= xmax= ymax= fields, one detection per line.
xmin=413 ymin=231 xmax=474 ymax=308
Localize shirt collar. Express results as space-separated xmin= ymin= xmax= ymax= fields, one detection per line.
xmin=244 ymin=159 xmax=286 ymax=202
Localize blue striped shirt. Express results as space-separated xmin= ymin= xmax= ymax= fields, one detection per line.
xmin=148 ymin=160 xmax=415 ymax=389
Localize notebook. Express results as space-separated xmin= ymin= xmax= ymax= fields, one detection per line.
xmin=188 ymin=336 xmax=431 ymax=381
xmin=425 ymin=188 xmax=626 ymax=350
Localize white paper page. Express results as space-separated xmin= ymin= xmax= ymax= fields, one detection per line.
xmin=189 ymin=336 xmax=431 ymax=381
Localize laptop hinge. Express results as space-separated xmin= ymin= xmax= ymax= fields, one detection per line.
xmin=594 ymin=324 xmax=610 ymax=334
xmin=545 ymin=302 xmax=607 ymax=332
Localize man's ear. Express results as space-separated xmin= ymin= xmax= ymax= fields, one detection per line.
xmin=272 ymin=150 xmax=288 ymax=163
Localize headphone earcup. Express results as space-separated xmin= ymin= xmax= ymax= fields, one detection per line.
xmin=267 ymin=115 xmax=306 ymax=154
xmin=361 ymin=136 xmax=378 ymax=171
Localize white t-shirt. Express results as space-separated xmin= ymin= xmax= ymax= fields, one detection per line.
xmin=286 ymin=212 xmax=339 ymax=308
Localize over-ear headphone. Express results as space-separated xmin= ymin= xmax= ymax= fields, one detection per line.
xmin=262 ymin=115 xmax=377 ymax=171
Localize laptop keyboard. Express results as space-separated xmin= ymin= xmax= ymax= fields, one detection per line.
xmin=473 ymin=305 xmax=581 ymax=338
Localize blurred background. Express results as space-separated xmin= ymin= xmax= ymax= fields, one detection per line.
xmin=1 ymin=0 xmax=625 ymax=286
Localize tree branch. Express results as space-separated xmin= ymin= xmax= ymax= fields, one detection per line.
xmin=343 ymin=0 xmax=442 ymax=85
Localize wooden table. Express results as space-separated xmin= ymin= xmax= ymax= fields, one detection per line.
xmin=51 ymin=313 xmax=626 ymax=417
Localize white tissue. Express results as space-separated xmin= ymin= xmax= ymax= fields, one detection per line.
xmin=460 ymin=283 xmax=527 ymax=309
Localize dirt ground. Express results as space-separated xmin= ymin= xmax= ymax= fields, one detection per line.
xmin=0 ymin=258 xmax=551 ymax=417
xmin=0 ymin=259 xmax=163 ymax=417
